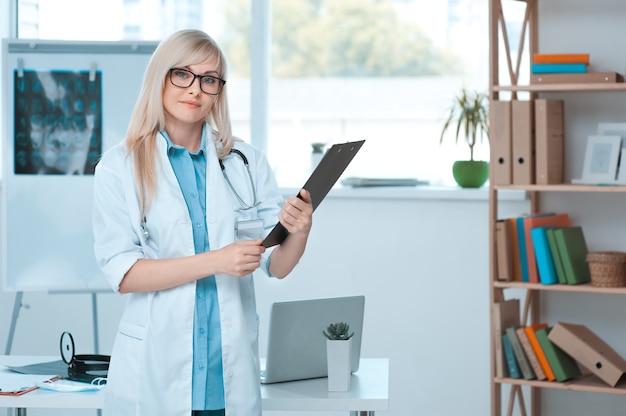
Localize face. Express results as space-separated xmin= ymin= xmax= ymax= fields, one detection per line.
xmin=162 ymin=57 xmax=221 ymax=130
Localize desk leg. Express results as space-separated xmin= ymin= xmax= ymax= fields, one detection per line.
xmin=15 ymin=409 xmax=27 ymax=416
xmin=350 ymin=412 xmax=374 ymax=416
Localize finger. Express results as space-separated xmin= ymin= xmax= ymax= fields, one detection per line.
xmin=299 ymin=188 xmax=312 ymax=203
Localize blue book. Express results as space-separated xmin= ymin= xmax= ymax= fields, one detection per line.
xmin=531 ymin=227 xmax=558 ymax=284
xmin=531 ymin=63 xmax=587 ymax=74
xmin=502 ymin=333 xmax=522 ymax=379
xmin=516 ymin=213 xmax=557 ymax=282
xmin=516 ymin=217 xmax=530 ymax=282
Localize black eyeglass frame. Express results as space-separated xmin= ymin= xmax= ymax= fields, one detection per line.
xmin=169 ymin=68 xmax=226 ymax=95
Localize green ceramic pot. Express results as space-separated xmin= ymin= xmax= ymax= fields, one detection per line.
xmin=452 ymin=160 xmax=489 ymax=188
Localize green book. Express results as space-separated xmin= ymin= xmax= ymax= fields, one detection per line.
xmin=546 ymin=228 xmax=567 ymax=284
xmin=553 ymin=226 xmax=590 ymax=284
xmin=502 ymin=333 xmax=522 ymax=379
xmin=505 ymin=327 xmax=536 ymax=380
xmin=535 ymin=327 xmax=581 ymax=382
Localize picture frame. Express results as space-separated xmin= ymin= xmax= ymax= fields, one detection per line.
xmin=580 ymin=135 xmax=622 ymax=183
xmin=598 ymin=123 xmax=626 ymax=183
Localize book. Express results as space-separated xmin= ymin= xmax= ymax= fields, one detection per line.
xmin=531 ymin=227 xmax=559 ymax=285
xmin=553 ymin=226 xmax=591 ymax=284
xmin=516 ymin=213 xmax=554 ymax=282
xmin=535 ymin=327 xmax=581 ymax=382
xmin=524 ymin=323 xmax=555 ymax=381
xmin=507 ymin=217 xmax=522 ymax=281
xmin=505 ymin=326 xmax=536 ymax=380
xmin=502 ymin=333 xmax=522 ymax=379
xmin=492 ymin=298 xmax=520 ymax=378
xmin=531 ymin=63 xmax=587 ymax=74
xmin=531 ymin=72 xmax=624 ymax=84
xmin=523 ymin=212 xmax=571 ymax=283
xmin=496 ymin=220 xmax=513 ymax=281
xmin=533 ymin=53 xmax=590 ymax=64
xmin=516 ymin=327 xmax=547 ymax=380
xmin=545 ymin=228 xmax=568 ymax=284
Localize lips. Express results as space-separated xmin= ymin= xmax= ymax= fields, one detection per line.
xmin=180 ymin=100 xmax=201 ymax=108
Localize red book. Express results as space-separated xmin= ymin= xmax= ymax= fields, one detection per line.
xmin=523 ymin=213 xmax=571 ymax=283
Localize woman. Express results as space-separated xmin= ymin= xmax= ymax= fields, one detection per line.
xmin=92 ymin=29 xmax=313 ymax=416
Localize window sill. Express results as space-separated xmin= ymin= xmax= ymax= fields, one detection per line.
xmin=280 ymin=185 xmax=528 ymax=202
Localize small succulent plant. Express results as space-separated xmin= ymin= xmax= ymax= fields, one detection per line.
xmin=323 ymin=322 xmax=354 ymax=341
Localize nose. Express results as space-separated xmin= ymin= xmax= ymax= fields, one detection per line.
xmin=188 ymin=75 xmax=203 ymax=93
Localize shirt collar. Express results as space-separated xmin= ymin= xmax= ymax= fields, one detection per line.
xmin=159 ymin=124 xmax=207 ymax=156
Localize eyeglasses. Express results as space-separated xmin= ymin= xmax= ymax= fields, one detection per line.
xmin=169 ymin=68 xmax=226 ymax=95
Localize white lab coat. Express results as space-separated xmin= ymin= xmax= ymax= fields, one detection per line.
xmin=92 ymin=132 xmax=284 ymax=416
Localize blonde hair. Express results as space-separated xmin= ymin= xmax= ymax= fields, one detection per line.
xmin=125 ymin=29 xmax=234 ymax=218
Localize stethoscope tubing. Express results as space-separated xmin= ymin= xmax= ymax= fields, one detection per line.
xmin=141 ymin=148 xmax=258 ymax=241
xmin=219 ymin=149 xmax=259 ymax=210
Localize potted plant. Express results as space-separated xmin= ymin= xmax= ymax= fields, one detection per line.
xmin=323 ymin=321 xmax=354 ymax=392
xmin=440 ymin=88 xmax=490 ymax=188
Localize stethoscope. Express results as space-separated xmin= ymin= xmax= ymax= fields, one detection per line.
xmin=140 ymin=148 xmax=258 ymax=241
xmin=219 ymin=149 xmax=259 ymax=211
xmin=60 ymin=331 xmax=110 ymax=383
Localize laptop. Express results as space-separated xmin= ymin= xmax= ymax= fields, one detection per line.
xmin=260 ymin=295 xmax=365 ymax=384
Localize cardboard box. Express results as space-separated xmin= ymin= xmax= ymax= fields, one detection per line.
xmin=548 ymin=322 xmax=626 ymax=387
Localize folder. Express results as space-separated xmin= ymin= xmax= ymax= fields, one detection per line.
xmin=490 ymin=100 xmax=512 ymax=185
xmin=535 ymin=99 xmax=564 ymax=185
xmin=548 ymin=322 xmax=626 ymax=387
xmin=512 ymin=100 xmax=535 ymax=185
xmin=523 ymin=213 xmax=571 ymax=283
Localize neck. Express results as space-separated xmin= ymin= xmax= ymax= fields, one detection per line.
xmin=165 ymin=122 xmax=203 ymax=152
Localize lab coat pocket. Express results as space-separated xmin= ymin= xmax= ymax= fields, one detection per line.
xmin=109 ymin=321 xmax=147 ymax=403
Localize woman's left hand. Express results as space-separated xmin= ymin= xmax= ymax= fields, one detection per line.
xmin=278 ymin=189 xmax=313 ymax=238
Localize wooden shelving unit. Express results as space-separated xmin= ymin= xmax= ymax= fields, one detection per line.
xmin=488 ymin=0 xmax=626 ymax=415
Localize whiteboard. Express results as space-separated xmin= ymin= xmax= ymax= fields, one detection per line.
xmin=1 ymin=39 xmax=158 ymax=292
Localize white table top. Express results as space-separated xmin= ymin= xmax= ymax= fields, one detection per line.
xmin=0 ymin=356 xmax=388 ymax=412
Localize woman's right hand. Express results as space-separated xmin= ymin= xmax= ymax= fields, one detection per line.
xmin=215 ymin=239 xmax=266 ymax=277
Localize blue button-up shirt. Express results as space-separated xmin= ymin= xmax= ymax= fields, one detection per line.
xmin=161 ymin=127 xmax=224 ymax=410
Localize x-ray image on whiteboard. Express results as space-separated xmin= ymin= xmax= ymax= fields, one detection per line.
xmin=13 ymin=69 xmax=102 ymax=175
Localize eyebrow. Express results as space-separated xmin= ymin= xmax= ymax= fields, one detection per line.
xmin=180 ymin=66 xmax=220 ymax=77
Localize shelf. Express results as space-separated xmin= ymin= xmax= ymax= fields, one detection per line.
xmin=494 ymin=83 xmax=626 ymax=93
xmin=494 ymin=184 xmax=626 ymax=193
xmin=493 ymin=281 xmax=626 ymax=295
xmin=496 ymin=374 xmax=626 ymax=396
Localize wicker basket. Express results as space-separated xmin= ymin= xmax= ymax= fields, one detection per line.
xmin=586 ymin=251 xmax=626 ymax=288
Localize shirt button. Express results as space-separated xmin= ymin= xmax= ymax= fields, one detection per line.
xmin=191 ymin=192 xmax=197 ymax=198
xmin=199 ymin=365 xmax=205 ymax=371
xmin=223 ymin=319 xmax=232 ymax=329
xmin=225 ymin=368 xmax=233 ymax=377
xmin=196 ymin=222 xmax=203 ymax=228
xmin=208 ymin=217 xmax=216 ymax=224
xmin=199 ymin=328 xmax=205 ymax=335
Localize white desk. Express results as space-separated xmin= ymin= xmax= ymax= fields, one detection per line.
xmin=0 ymin=356 xmax=388 ymax=416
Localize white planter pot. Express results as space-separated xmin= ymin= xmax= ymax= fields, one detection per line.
xmin=326 ymin=338 xmax=352 ymax=392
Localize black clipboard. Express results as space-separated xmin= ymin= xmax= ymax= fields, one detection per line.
xmin=262 ymin=140 xmax=365 ymax=248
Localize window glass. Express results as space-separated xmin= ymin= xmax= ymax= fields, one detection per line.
xmin=17 ymin=0 xmax=490 ymax=187
xmin=264 ymin=0 xmax=489 ymax=186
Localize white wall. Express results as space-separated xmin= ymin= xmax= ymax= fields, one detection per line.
xmin=0 ymin=187 xmax=528 ymax=416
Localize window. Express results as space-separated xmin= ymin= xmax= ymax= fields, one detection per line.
xmin=15 ymin=0 xmax=489 ymax=187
